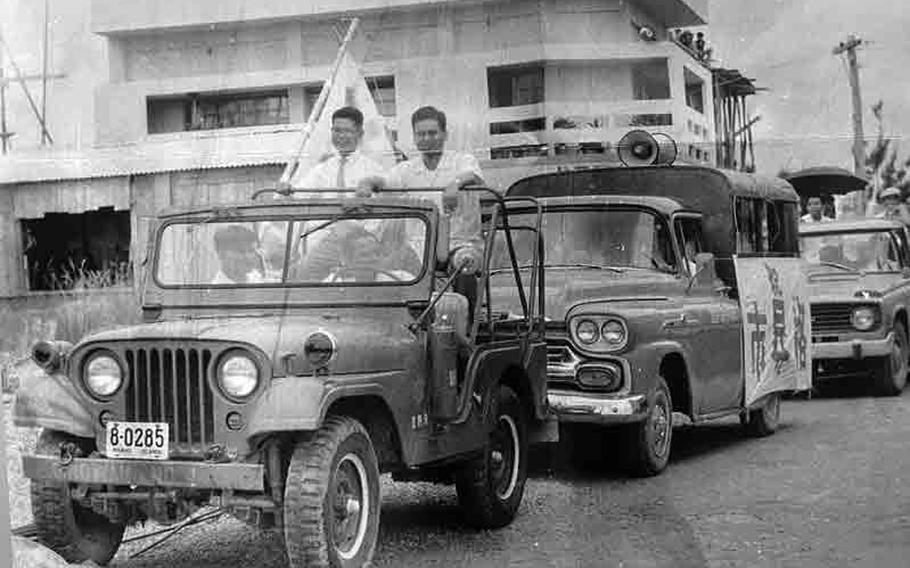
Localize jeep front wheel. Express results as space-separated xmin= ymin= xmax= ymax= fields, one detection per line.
xmin=623 ymin=377 xmax=673 ymax=477
xmin=455 ymin=384 xmax=528 ymax=529
xmin=283 ymin=416 xmax=381 ymax=568
xmin=874 ymin=321 xmax=909 ymax=396
xmin=30 ymin=430 xmax=126 ymax=566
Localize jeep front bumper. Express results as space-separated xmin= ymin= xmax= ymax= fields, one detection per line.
xmin=547 ymin=391 xmax=647 ymax=424
xmin=21 ymin=455 xmax=265 ymax=491
xmin=812 ymin=332 xmax=894 ymax=360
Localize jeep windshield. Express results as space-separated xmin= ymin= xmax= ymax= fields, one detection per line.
xmin=800 ymin=230 xmax=901 ymax=273
xmin=491 ymin=208 xmax=676 ymax=273
xmin=155 ymin=214 xmax=428 ymax=287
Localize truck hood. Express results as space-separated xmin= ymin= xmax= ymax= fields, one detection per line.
xmin=79 ymin=312 xmax=420 ymax=375
xmin=806 ymin=270 xmax=903 ymax=303
xmin=492 ymin=268 xmax=681 ymax=320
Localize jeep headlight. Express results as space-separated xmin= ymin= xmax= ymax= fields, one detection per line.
xmin=601 ymin=319 xmax=627 ymax=348
xmin=217 ymin=352 xmax=260 ymax=401
xmin=575 ymin=320 xmax=599 ymax=345
xmin=851 ymin=306 xmax=877 ymax=331
xmin=84 ymin=352 xmax=123 ymax=398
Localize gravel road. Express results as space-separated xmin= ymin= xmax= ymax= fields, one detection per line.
xmin=94 ymin=383 xmax=910 ymax=568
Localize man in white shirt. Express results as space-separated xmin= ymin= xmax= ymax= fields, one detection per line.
xmin=874 ymin=186 xmax=910 ymax=225
xmin=292 ymin=106 xmax=387 ymax=195
xmin=800 ymin=196 xmax=834 ymax=224
xmin=210 ymin=225 xmax=267 ymax=284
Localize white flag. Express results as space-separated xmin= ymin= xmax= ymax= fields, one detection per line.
xmin=289 ymin=52 xmax=397 ymax=187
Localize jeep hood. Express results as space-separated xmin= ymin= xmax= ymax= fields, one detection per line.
xmin=491 ymin=269 xmax=680 ymax=320
xmin=80 ymin=312 xmax=420 ymax=375
xmin=806 ymin=270 xmax=903 ymax=303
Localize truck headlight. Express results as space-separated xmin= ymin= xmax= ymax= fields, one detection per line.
xmin=601 ymin=319 xmax=628 ymax=348
xmin=575 ymin=320 xmax=599 ymax=344
xmin=83 ymin=352 xmax=123 ymax=398
xmin=851 ymin=306 xmax=877 ymax=331
xmin=217 ymin=352 xmax=259 ymax=401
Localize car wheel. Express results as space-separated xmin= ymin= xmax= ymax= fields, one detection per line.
xmin=283 ymin=416 xmax=381 ymax=568
xmin=455 ymin=384 xmax=528 ymax=529
xmin=30 ymin=430 xmax=126 ymax=566
xmin=741 ymin=392 xmax=781 ymax=437
xmin=623 ymin=377 xmax=673 ymax=477
xmin=874 ymin=321 xmax=909 ymax=396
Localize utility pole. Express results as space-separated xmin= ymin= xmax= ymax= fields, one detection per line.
xmin=41 ymin=0 xmax=50 ymax=145
xmin=833 ymin=34 xmax=865 ymax=176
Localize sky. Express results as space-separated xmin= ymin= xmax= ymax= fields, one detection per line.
xmin=707 ymin=0 xmax=910 ymax=174
xmin=1 ymin=0 xmax=908 ymax=174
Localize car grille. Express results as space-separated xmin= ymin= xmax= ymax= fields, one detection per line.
xmin=810 ymin=304 xmax=855 ymax=335
xmin=123 ymin=347 xmax=216 ymax=452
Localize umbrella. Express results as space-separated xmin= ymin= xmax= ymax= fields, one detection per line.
xmin=784 ymin=167 xmax=869 ymax=199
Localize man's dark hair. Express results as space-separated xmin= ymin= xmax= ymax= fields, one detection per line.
xmin=332 ymin=106 xmax=364 ymax=128
xmin=214 ymin=225 xmax=258 ymax=252
xmin=411 ymin=106 xmax=446 ymax=132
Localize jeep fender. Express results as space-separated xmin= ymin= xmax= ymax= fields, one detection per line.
xmin=246 ymin=375 xmax=390 ymax=439
xmin=13 ymin=366 xmax=94 ymax=438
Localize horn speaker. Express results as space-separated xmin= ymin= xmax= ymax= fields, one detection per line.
xmin=617 ymin=129 xmax=677 ymax=167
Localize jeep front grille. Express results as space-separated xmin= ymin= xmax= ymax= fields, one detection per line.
xmin=810 ymin=304 xmax=855 ymax=335
xmin=123 ymin=348 xmax=215 ymax=451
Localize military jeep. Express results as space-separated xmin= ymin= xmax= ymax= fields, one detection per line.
xmin=14 ymin=189 xmax=550 ymax=567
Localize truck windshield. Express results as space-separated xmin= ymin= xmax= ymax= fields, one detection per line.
xmin=155 ymin=215 xmax=428 ymax=287
xmin=491 ymin=208 xmax=676 ymax=273
xmin=800 ymin=230 xmax=901 ymax=273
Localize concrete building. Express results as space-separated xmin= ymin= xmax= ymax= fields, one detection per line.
xmin=0 ymin=0 xmax=715 ymax=297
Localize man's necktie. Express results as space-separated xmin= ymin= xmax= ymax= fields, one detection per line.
xmin=336 ymin=155 xmax=348 ymax=188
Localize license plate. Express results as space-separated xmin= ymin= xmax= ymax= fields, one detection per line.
xmin=105 ymin=421 xmax=169 ymax=460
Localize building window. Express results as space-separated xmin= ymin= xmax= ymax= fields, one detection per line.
xmin=631 ymin=59 xmax=671 ymax=100
xmin=490 ymin=144 xmax=549 ymax=160
xmin=22 ymin=208 xmax=132 ymax=291
xmin=487 ymin=63 xmax=545 ymax=108
xmin=303 ymin=76 xmax=396 ymax=121
xmin=684 ymin=67 xmax=705 ymax=114
xmin=147 ymin=89 xmax=290 ymax=134
xmin=489 ymin=117 xmax=546 ymax=135
xmin=614 ymin=113 xmax=673 ymax=127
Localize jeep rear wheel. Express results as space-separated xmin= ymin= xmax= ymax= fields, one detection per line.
xmin=741 ymin=392 xmax=781 ymax=437
xmin=874 ymin=321 xmax=909 ymax=396
xmin=30 ymin=430 xmax=126 ymax=566
xmin=455 ymin=384 xmax=528 ymax=529
xmin=622 ymin=377 xmax=672 ymax=477
xmin=283 ymin=417 xmax=381 ymax=568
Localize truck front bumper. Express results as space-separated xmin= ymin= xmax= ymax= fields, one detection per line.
xmin=547 ymin=392 xmax=647 ymax=424
xmin=812 ymin=332 xmax=894 ymax=360
xmin=22 ymin=455 xmax=265 ymax=491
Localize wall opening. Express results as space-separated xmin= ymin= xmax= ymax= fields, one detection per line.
xmin=22 ymin=207 xmax=132 ymax=291
xmin=487 ymin=63 xmax=545 ymax=108
xmin=631 ymin=58 xmax=671 ymax=100
xmin=147 ymin=88 xmax=290 ymax=133
xmin=684 ymin=67 xmax=705 ymax=113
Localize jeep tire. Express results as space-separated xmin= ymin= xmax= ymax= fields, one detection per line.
xmin=455 ymin=383 xmax=528 ymax=529
xmin=741 ymin=392 xmax=781 ymax=437
xmin=622 ymin=376 xmax=673 ymax=477
xmin=30 ymin=430 xmax=126 ymax=566
xmin=283 ymin=416 xmax=381 ymax=568
xmin=874 ymin=321 xmax=909 ymax=397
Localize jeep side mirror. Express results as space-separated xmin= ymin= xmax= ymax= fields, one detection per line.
xmin=686 ymin=252 xmax=716 ymax=292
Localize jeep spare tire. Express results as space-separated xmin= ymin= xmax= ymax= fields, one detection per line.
xmin=456 ymin=383 xmax=529 ymax=529
xmin=283 ymin=416 xmax=381 ymax=568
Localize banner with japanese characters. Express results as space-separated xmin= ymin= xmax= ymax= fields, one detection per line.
xmin=734 ymin=256 xmax=812 ymax=405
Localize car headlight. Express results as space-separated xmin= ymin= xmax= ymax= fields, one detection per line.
xmin=851 ymin=306 xmax=877 ymax=331
xmin=601 ymin=319 xmax=627 ymax=347
xmin=84 ymin=352 xmax=123 ymax=398
xmin=217 ymin=353 xmax=260 ymax=400
xmin=575 ymin=320 xmax=599 ymax=344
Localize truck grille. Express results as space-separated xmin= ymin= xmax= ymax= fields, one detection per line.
xmin=810 ymin=304 xmax=854 ymax=335
xmin=123 ymin=347 xmax=215 ymax=452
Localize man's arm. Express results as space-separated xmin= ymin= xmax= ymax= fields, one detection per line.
xmin=442 ymin=153 xmax=487 ymax=213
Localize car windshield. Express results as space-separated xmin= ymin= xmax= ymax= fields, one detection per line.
xmin=155 ymin=214 xmax=428 ymax=287
xmin=800 ymin=230 xmax=901 ymax=272
xmin=491 ymin=208 xmax=676 ymax=273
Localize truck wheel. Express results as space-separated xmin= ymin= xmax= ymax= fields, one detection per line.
xmin=455 ymin=383 xmax=528 ymax=529
xmin=282 ymin=416 xmax=380 ymax=568
xmin=874 ymin=321 xmax=909 ymax=396
xmin=741 ymin=392 xmax=781 ymax=437
xmin=30 ymin=430 xmax=126 ymax=566
xmin=622 ymin=377 xmax=673 ymax=477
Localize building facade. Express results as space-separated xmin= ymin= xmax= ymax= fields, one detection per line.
xmin=0 ymin=0 xmax=714 ymax=297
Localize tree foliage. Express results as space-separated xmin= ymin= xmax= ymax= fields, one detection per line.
xmin=866 ymin=100 xmax=910 ymax=198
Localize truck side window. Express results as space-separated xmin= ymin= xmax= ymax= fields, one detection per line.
xmin=735 ymin=197 xmax=768 ymax=254
xmin=674 ymin=217 xmax=705 ymax=275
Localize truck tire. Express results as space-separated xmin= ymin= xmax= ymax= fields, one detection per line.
xmin=283 ymin=416 xmax=381 ymax=568
xmin=874 ymin=321 xmax=909 ymax=397
xmin=30 ymin=430 xmax=126 ymax=566
xmin=622 ymin=376 xmax=673 ymax=477
xmin=456 ymin=383 xmax=528 ymax=529
xmin=741 ymin=392 xmax=781 ymax=437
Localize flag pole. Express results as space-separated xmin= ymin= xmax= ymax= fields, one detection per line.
xmin=279 ymin=17 xmax=360 ymax=188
